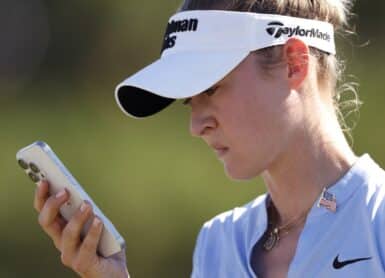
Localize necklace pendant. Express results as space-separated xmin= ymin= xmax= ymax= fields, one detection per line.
xmin=263 ymin=228 xmax=280 ymax=251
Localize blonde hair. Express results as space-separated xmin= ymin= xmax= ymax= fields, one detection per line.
xmin=178 ymin=0 xmax=362 ymax=145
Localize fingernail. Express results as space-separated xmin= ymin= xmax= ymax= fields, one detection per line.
xmin=93 ymin=217 xmax=101 ymax=227
xmin=55 ymin=190 xmax=66 ymax=199
xmin=80 ymin=202 xmax=88 ymax=212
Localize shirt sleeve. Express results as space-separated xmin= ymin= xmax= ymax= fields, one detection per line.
xmin=191 ymin=224 xmax=207 ymax=278
xmin=374 ymin=187 xmax=385 ymax=265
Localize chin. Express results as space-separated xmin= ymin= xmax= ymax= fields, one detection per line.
xmin=223 ymin=162 xmax=261 ymax=181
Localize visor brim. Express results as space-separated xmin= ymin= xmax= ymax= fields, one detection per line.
xmin=115 ymin=49 xmax=250 ymax=118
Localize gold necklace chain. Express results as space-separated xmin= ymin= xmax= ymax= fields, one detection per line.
xmin=263 ymin=197 xmax=309 ymax=251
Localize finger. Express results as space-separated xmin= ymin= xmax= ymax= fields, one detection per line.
xmin=38 ymin=189 xmax=69 ymax=244
xmin=61 ymin=202 xmax=92 ymax=266
xmin=76 ymin=217 xmax=103 ymax=270
xmin=56 ymin=214 xmax=68 ymax=229
xmin=34 ymin=180 xmax=50 ymax=212
xmin=50 ymin=215 xmax=69 ymax=251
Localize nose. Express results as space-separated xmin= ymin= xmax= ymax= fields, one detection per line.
xmin=189 ymin=103 xmax=217 ymax=137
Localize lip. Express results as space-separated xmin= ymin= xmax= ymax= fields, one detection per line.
xmin=207 ymin=142 xmax=229 ymax=157
xmin=213 ymin=147 xmax=229 ymax=157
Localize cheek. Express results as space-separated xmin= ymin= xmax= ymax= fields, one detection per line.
xmin=232 ymin=90 xmax=283 ymax=148
xmin=220 ymin=88 xmax=296 ymax=179
xmin=218 ymin=108 xmax=272 ymax=179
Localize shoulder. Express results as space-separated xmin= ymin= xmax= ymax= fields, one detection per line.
xmin=365 ymin=157 xmax=385 ymax=217
xmin=354 ymin=154 xmax=385 ymax=260
xmin=352 ymin=154 xmax=385 ymax=231
xmin=359 ymin=154 xmax=385 ymax=209
xmin=195 ymin=194 xmax=266 ymax=252
xmin=342 ymin=153 xmax=385 ymax=208
xmin=191 ymin=194 xmax=267 ymax=277
xmin=200 ymin=193 xmax=267 ymax=235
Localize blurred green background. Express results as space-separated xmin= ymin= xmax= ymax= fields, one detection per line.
xmin=1 ymin=0 xmax=384 ymax=277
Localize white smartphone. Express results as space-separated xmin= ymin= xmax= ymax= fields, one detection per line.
xmin=16 ymin=141 xmax=125 ymax=257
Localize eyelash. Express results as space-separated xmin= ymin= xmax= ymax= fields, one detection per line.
xmin=182 ymin=86 xmax=218 ymax=105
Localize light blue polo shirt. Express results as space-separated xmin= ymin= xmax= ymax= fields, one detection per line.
xmin=191 ymin=154 xmax=385 ymax=277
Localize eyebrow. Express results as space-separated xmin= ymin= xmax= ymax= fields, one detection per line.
xmin=182 ymin=85 xmax=218 ymax=105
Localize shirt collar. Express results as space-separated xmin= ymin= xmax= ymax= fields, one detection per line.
xmin=256 ymin=153 xmax=381 ymax=221
xmin=307 ymin=153 xmax=379 ymax=218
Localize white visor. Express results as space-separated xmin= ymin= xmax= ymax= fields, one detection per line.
xmin=115 ymin=10 xmax=335 ymax=118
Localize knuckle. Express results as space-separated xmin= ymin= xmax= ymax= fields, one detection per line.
xmin=38 ymin=213 xmax=48 ymax=228
xmin=43 ymin=198 xmax=56 ymax=212
xmin=72 ymin=260 xmax=87 ymax=274
xmin=64 ymin=214 xmax=89 ymax=238
xmin=86 ymin=229 xmax=98 ymax=243
xmin=62 ymin=224 xmax=77 ymax=240
xmin=82 ymin=238 xmax=94 ymax=253
xmin=75 ymin=207 xmax=88 ymax=221
xmin=34 ymin=198 xmax=44 ymax=213
xmin=53 ymin=240 xmax=62 ymax=251
xmin=60 ymin=252 xmax=72 ymax=267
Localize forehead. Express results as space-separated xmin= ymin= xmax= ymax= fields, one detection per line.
xmin=184 ymin=54 xmax=260 ymax=99
xmin=221 ymin=53 xmax=259 ymax=82
xmin=209 ymin=53 xmax=259 ymax=89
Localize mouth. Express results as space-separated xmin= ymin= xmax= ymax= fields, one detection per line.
xmin=213 ymin=147 xmax=229 ymax=157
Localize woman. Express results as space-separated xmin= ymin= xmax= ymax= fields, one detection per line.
xmin=34 ymin=0 xmax=385 ymax=277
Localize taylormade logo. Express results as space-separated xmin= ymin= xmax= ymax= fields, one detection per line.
xmin=266 ymin=21 xmax=331 ymax=42
xmin=161 ymin=18 xmax=199 ymax=53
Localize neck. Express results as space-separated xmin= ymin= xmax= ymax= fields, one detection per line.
xmin=261 ymin=107 xmax=357 ymax=226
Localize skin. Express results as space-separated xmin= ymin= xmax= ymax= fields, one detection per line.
xmin=188 ymin=38 xmax=356 ymax=222
xmin=34 ymin=181 xmax=129 ymax=277
xmin=34 ymin=38 xmax=357 ymax=278
xmin=187 ymin=38 xmax=357 ymax=277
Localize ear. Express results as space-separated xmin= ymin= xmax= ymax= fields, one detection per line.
xmin=283 ymin=38 xmax=309 ymax=90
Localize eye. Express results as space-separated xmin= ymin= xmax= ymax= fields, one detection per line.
xmin=205 ymin=86 xmax=219 ymax=96
xmin=182 ymin=86 xmax=219 ymax=106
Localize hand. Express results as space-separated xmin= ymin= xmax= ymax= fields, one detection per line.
xmin=34 ymin=180 xmax=130 ymax=278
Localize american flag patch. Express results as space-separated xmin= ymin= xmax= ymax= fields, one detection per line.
xmin=317 ymin=188 xmax=337 ymax=212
